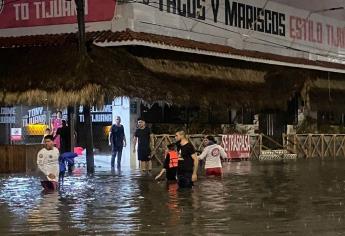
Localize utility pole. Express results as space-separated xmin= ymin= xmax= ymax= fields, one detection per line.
xmin=74 ymin=0 xmax=94 ymax=173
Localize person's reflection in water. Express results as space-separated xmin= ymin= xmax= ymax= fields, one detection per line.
xmin=56 ymin=191 xmax=79 ymax=234
xmin=27 ymin=192 xmax=61 ymax=233
xmin=224 ymin=161 xmax=252 ymax=176
xmin=166 ymin=182 xmax=181 ymax=227
xmin=111 ymin=165 xmax=122 ymax=175
xmin=198 ymin=179 xmax=225 ymax=212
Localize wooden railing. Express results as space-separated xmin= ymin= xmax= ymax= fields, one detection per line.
xmin=283 ymin=134 xmax=345 ymax=159
xmin=151 ymin=134 xmax=263 ymax=164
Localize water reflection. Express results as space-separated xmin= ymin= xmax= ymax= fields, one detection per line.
xmin=1 ymin=160 xmax=345 ymax=235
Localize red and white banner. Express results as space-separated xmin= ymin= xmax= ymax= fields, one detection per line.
xmin=11 ymin=128 xmax=22 ymax=141
xmin=222 ymin=134 xmax=250 ymax=159
xmin=0 ymin=0 xmax=116 ymax=29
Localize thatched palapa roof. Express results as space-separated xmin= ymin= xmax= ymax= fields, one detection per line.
xmin=0 ymin=31 xmax=323 ymax=110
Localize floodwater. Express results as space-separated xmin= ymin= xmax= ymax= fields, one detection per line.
xmin=1 ymin=159 xmax=345 ymax=235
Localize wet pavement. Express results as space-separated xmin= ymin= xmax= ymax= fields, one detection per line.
xmin=1 ymin=159 xmax=345 ymax=235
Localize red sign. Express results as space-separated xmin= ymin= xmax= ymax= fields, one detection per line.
xmin=222 ymin=134 xmax=250 ymax=159
xmin=0 ymin=0 xmax=116 ymax=29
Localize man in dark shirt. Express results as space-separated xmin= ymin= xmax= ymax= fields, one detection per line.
xmin=109 ymin=116 xmax=126 ymax=169
xmin=55 ymin=120 xmax=70 ymax=154
xmin=175 ymin=130 xmax=198 ymax=188
xmin=54 ymin=120 xmax=73 ymax=173
xmin=133 ymin=117 xmax=153 ymax=173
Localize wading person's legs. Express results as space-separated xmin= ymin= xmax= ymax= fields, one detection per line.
xmin=140 ymin=161 xmax=147 ymax=171
xmin=178 ymin=172 xmax=193 ymax=188
xmin=117 ymin=148 xmax=123 ymax=168
xmin=111 ymin=148 xmax=118 ymax=169
xmin=147 ymin=159 xmax=152 ymax=171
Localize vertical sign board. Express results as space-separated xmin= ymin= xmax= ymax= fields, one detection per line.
xmin=11 ymin=128 xmax=22 ymax=141
xmin=222 ymin=134 xmax=250 ymax=159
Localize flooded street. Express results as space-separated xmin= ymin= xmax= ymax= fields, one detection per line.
xmin=1 ymin=159 xmax=345 ymax=235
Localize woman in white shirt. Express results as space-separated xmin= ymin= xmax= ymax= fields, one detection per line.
xmin=198 ymin=136 xmax=227 ymax=177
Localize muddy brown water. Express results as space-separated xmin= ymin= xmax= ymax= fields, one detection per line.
xmin=1 ymin=159 xmax=345 ymax=235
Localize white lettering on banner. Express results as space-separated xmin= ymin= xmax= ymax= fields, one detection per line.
xmin=0 ymin=107 xmax=16 ymax=124
xmin=229 ymin=134 xmax=250 ymax=152
xmin=26 ymin=107 xmax=46 ymax=125
xmin=0 ymin=107 xmax=15 ymax=115
xmin=222 ymin=134 xmax=250 ymax=159
xmin=90 ymin=105 xmax=112 ymax=113
xmin=28 ymin=115 xmax=46 ymax=124
xmin=78 ymin=105 xmax=112 ymax=123
xmin=13 ymin=0 xmax=89 ymax=21
xmin=92 ymin=114 xmax=112 ymax=122
xmin=79 ymin=114 xmax=84 ymax=123
xmin=28 ymin=107 xmax=43 ymax=117
xmin=79 ymin=114 xmax=112 ymax=123
xmin=79 ymin=105 xmax=112 ymax=113
xmin=0 ymin=116 xmax=15 ymax=124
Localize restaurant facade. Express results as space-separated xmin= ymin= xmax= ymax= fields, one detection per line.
xmin=1 ymin=0 xmax=345 ymax=148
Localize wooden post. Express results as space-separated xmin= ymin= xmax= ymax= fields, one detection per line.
xmin=308 ymin=134 xmax=312 ymax=158
xmin=67 ymin=106 xmax=76 ymax=152
xmin=321 ymin=134 xmax=324 ymax=159
xmin=259 ymin=134 xmax=262 ymax=155
xmin=293 ymin=134 xmax=297 ymax=155
xmin=84 ymin=105 xmax=94 ymax=173
xmin=333 ymin=135 xmax=336 ymax=159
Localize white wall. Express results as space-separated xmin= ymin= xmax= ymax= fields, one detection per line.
xmin=112 ymin=0 xmax=345 ymax=65
xmin=272 ymin=0 xmax=345 ymax=21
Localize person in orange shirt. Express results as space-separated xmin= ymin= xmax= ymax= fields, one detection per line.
xmin=155 ymin=143 xmax=179 ymax=181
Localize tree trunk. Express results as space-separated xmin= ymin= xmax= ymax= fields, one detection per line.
xmin=75 ymin=0 xmax=86 ymax=57
xmin=74 ymin=0 xmax=93 ymax=173
xmin=84 ymin=105 xmax=94 ymax=173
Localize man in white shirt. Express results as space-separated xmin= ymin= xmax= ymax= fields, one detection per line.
xmin=37 ymin=135 xmax=59 ymax=191
xmin=198 ymin=136 xmax=228 ymax=177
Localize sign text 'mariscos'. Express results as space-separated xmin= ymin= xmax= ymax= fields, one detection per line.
xmin=148 ymin=0 xmax=286 ymax=37
xmin=224 ymin=1 xmax=285 ymax=36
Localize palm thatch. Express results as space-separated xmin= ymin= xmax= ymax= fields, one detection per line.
xmin=136 ymin=57 xmax=266 ymax=85
xmin=0 ymin=44 xmax=310 ymax=110
xmin=307 ymin=76 xmax=345 ymax=112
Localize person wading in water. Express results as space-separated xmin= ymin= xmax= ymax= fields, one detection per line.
xmin=37 ymin=135 xmax=59 ymax=192
xmin=109 ymin=116 xmax=126 ymax=169
xmin=175 ymin=131 xmax=198 ymax=188
xmin=198 ymin=135 xmax=227 ymax=177
xmin=133 ymin=117 xmax=153 ymax=173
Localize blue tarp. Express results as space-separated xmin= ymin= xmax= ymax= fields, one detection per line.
xmin=59 ymin=152 xmax=78 ymax=172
